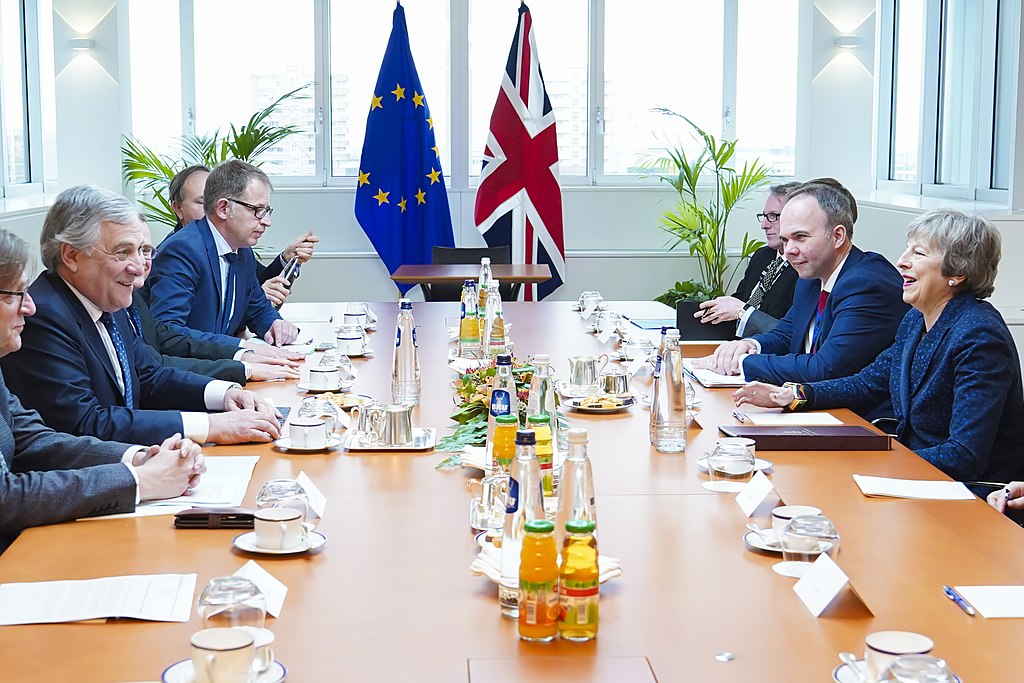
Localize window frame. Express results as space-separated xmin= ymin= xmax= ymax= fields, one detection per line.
xmin=1 ymin=0 xmax=46 ymax=199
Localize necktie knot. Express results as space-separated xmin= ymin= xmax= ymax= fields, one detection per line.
xmin=223 ymin=252 xmax=239 ymax=266
xmin=99 ymin=311 xmax=114 ymax=327
xmin=817 ymin=290 xmax=829 ymax=316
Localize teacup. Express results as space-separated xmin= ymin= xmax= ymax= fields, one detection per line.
xmin=864 ymin=631 xmax=935 ymax=682
xmin=289 ymin=416 xmax=335 ymax=449
xmin=308 ymin=366 xmax=343 ymax=391
xmin=190 ymin=627 xmax=255 ymax=683
xmin=344 ymin=302 xmax=370 ymax=328
xmin=382 ymin=404 xmax=414 ymax=446
xmin=578 ymin=290 xmax=603 ymax=310
xmin=254 ymin=507 xmax=309 ymax=551
xmin=771 ymin=504 xmax=822 ymax=536
xmin=336 ymin=324 xmax=369 ymax=356
xmin=235 ymin=626 xmax=275 ymax=675
xmin=599 ymin=369 xmax=630 ymax=395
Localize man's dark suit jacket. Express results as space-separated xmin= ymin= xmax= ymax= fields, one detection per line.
xmin=173 ymin=222 xmax=284 ymax=285
xmin=731 ymin=246 xmax=798 ymax=335
xmin=806 ymin=294 xmax=1024 ymax=490
xmin=0 ymin=370 xmax=136 ymax=552
xmin=146 ymin=217 xmax=281 ymax=346
xmin=1 ymin=272 xmax=211 ymax=444
xmin=131 ymin=292 xmax=246 ymax=384
xmin=742 ymin=246 xmax=908 ymax=393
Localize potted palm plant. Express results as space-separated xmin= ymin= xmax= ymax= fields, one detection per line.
xmin=642 ymin=109 xmax=771 ymax=339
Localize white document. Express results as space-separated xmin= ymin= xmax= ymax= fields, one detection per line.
xmin=736 ymin=470 xmax=775 ymax=517
xmin=0 ymin=573 xmax=197 ymax=625
xmin=852 ymin=475 xmax=974 ymax=500
xmin=743 ymin=411 xmax=842 ymax=427
xmin=953 ymin=586 xmax=1024 ymax=618
xmin=234 ymin=562 xmax=287 ymax=618
xmin=296 ymin=471 xmax=326 ymax=519
xmin=143 ymin=456 xmax=260 ymax=507
xmin=77 ymin=504 xmax=190 ymax=521
xmin=682 ymin=360 xmax=745 ymax=388
xmin=793 ymin=553 xmax=850 ymax=617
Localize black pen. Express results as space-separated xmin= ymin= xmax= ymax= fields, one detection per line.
xmin=943 ymin=585 xmax=976 ymax=616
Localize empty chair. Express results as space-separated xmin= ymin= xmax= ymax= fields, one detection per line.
xmin=423 ymin=245 xmax=520 ymax=302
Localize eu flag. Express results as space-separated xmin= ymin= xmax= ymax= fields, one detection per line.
xmin=354 ymin=3 xmax=454 ymax=296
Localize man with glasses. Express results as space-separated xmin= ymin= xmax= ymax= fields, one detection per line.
xmin=146 ymin=160 xmax=300 ymax=346
xmin=1 ymin=186 xmax=283 ymax=446
xmin=693 ymin=182 xmax=801 ymax=336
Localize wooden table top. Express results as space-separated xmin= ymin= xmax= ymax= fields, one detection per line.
xmin=391 ymin=263 xmax=552 ymax=285
xmin=0 ymin=301 xmax=1019 ymax=682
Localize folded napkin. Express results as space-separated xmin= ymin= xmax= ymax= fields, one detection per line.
xmin=470 ymin=537 xmax=623 ymax=584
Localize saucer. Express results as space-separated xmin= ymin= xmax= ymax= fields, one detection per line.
xmin=298 ymin=381 xmax=354 ymax=394
xmin=345 ymin=350 xmax=373 ymax=358
xmin=233 ymin=530 xmax=327 ymax=555
xmin=162 ymin=658 xmax=287 ymax=683
xmin=567 ymin=395 xmax=635 ymax=413
xmin=274 ymin=435 xmax=343 ymax=452
xmin=697 ymin=456 xmax=772 ymax=472
xmin=831 ymin=661 xmax=960 ymax=683
xmin=743 ymin=529 xmax=782 ymax=554
xmin=772 ymin=560 xmax=810 ymax=578
xmin=702 ymin=481 xmax=746 ymax=493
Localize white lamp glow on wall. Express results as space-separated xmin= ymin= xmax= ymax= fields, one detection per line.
xmin=67 ymin=38 xmax=95 ymax=51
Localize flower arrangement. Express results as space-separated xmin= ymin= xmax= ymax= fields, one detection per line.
xmin=436 ymin=358 xmax=535 ymax=455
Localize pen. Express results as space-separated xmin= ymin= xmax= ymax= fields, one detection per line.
xmin=732 ymin=410 xmax=747 ymax=423
xmin=943 ymin=585 xmax=976 ymax=616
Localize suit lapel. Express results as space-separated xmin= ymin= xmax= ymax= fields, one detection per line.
xmin=907 ymin=295 xmax=971 ymax=401
xmin=199 ymin=218 xmax=228 ymax=330
xmin=47 ymin=274 xmax=121 ymax=392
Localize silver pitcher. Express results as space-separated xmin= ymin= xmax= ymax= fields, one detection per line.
xmin=567 ymin=354 xmax=610 ymax=393
xmin=351 ymin=401 xmax=386 ymax=444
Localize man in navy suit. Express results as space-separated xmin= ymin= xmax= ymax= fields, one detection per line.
xmin=0 ymin=186 xmax=282 ymax=446
xmin=695 ymin=182 xmax=907 ymax=396
xmin=146 ymin=160 xmax=300 ymax=346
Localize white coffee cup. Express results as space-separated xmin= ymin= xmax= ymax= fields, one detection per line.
xmin=344 ymin=302 xmax=369 ymax=328
xmin=336 ymin=324 xmax=368 ymax=356
xmin=190 ymin=627 xmax=254 ymax=683
xmin=254 ymin=507 xmax=309 ymax=551
xmin=864 ymin=630 xmax=934 ymax=682
xmin=308 ymin=366 xmax=342 ymax=391
xmin=235 ymin=626 xmax=275 ymax=675
xmin=771 ymin=504 xmax=822 ymax=536
xmin=289 ymin=417 xmax=332 ymax=449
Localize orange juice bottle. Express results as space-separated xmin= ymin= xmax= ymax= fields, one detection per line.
xmin=491 ymin=414 xmax=519 ymax=472
xmin=519 ymin=519 xmax=558 ymax=642
xmin=559 ymin=519 xmax=598 ymax=641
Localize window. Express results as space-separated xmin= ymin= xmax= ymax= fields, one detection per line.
xmin=889 ymin=0 xmax=924 ymax=182
xmin=1 ymin=0 xmax=30 ymax=186
xmin=127 ymin=0 xmax=181 ymax=156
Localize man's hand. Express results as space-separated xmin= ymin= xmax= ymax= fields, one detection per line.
xmin=208 ymin=410 xmax=282 ymax=444
xmin=264 ymin=319 xmax=299 ymax=346
xmin=733 ymin=381 xmax=790 ymax=408
xmin=243 ymin=341 xmax=305 ymax=363
xmin=248 ymin=362 xmax=301 ymax=382
xmin=224 ymin=389 xmax=281 ymax=421
xmin=988 ymin=482 xmax=1024 ymax=513
xmin=281 ymin=229 xmax=320 ymax=264
xmin=262 ymin=276 xmax=291 ymax=307
xmin=695 ymin=296 xmax=745 ymax=325
xmin=692 ymin=339 xmax=758 ymax=375
xmin=247 ymin=352 xmax=302 ymax=368
xmin=135 ymin=433 xmax=207 ymax=501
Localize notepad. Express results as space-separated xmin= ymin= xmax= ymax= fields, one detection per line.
xmin=742 ymin=411 xmax=842 ymax=427
xmin=953 ymin=586 xmax=1024 ymax=618
xmin=682 ymin=360 xmax=745 ymax=388
xmin=852 ymin=475 xmax=975 ymax=500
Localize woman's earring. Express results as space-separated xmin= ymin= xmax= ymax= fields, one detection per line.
xmin=948 ymin=279 xmax=956 ymax=287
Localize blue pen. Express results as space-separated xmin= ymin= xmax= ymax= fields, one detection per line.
xmin=732 ymin=410 xmax=747 ymax=423
xmin=943 ymin=585 xmax=976 ymax=616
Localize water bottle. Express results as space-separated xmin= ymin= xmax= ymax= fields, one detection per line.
xmin=484 ymin=280 xmax=506 ymax=356
xmin=499 ymin=428 xmax=545 ymax=619
xmin=554 ymin=428 xmax=597 ymax=549
xmin=486 ymin=354 xmax=519 ymax=461
xmin=478 ymin=257 xmax=492 ymax=339
xmin=526 ymin=354 xmax=561 ymax=451
xmin=650 ymin=328 xmax=687 ymax=452
xmin=459 ymin=279 xmax=482 ymax=359
xmin=391 ymin=298 xmax=420 ymax=405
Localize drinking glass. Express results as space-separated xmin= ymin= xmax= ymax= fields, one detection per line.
xmin=779 ymin=514 xmax=840 ymax=563
xmin=707 ymin=438 xmax=756 ymax=484
xmin=578 ymin=290 xmax=602 ymax=310
xmin=196 ymin=576 xmax=267 ymax=629
xmin=256 ymin=479 xmax=310 ymax=521
xmin=884 ymin=655 xmax=953 ymax=682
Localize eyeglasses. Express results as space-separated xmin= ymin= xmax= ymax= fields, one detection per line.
xmin=757 ymin=212 xmax=782 ymax=224
xmin=228 ymin=198 xmax=274 ymax=220
xmin=98 ymin=245 xmax=154 ymax=262
xmin=0 ymin=288 xmax=28 ymax=308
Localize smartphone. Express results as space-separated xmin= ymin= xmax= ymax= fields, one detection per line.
xmin=273 ymin=258 xmax=302 ymax=310
xmin=277 ymin=406 xmax=291 ymax=427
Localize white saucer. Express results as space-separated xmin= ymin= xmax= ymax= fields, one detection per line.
xmin=743 ymin=529 xmax=782 ymax=554
xmin=697 ymin=456 xmax=773 ymax=472
xmin=297 ymin=381 xmax=354 ymax=394
xmin=772 ymin=560 xmax=810 ymax=578
xmin=162 ymin=658 xmax=287 ymax=683
xmin=274 ymin=435 xmax=343 ymax=452
xmin=233 ymin=530 xmax=327 ymax=555
xmin=831 ymin=660 xmax=960 ymax=683
xmin=702 ymin=481 xmax=746 ymax=493
xmin=345 ymin=350 xmax=373 ymax=358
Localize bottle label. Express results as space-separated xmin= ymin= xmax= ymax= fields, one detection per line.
xmin=412 ymin=327 xmax=418 ymax=347
xmin=505 ymin=477 xmax=519 ymax=514
xmin=460 ymin=302 xmax=467 ymax=319
xmin=489 ymin=389 xmax=511 ymax=418
xmin=559 ymin=581 xmax=599 ymax=626
xmin=520 ymin=579 xmax=558 ymax=626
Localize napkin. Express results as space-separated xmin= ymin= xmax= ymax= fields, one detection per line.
xmin=470 ymin=537 xmax=623 ymax=584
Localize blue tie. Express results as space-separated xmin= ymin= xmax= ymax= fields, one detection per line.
xmin=127 ymin=304 xmax=144 ymax=338
xmin=220 ymin=253 xmax=238 ymax=334
xmin=100 ymin=312 xmax=135 ymax=408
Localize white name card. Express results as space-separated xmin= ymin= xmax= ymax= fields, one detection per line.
xmin=793 ymin=553 xmax=850 ymax=617
xmin=735 ymin=470 xmax=774 ymax=517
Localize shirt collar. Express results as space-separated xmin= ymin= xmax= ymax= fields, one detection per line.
xmin=207 ymin=219 xmax=234 ymax=258
xmin=820 ymin=251 xmax=850 ymax=294
xmin=61 ymin=277 xmax=106 ymax=324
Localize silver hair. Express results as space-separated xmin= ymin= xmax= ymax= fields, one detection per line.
xmin=906 ymin=209 xmax=1001 ymax=299
xmin=40 ymin=186 xmax=145 ymax=272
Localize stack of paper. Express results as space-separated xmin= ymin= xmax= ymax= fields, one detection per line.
xmin=682 ymin=360 xmax=745 ymax=388
xmin=852 ymin=475 xmax=974 ymax=500
xmin=741 ymin=411 xmax=842 ymax=427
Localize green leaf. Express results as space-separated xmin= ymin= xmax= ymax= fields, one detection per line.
xmin=435 ymin=419 xmax=488 ymax=454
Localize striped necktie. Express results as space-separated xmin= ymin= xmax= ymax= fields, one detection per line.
xmin=99 ymin=312 xmax=135 ymax=407
xmin=746 ymin=257 xmax=787 ymax=311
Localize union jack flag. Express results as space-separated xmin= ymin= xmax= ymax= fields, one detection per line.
xmin=473 ymin=3 xmax=565 ymax=301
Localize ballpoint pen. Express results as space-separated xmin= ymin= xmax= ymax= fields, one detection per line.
xmin=943 ymin=585 xmax=976 ymax=616
xmin=732 ymin=410 xmax=747 ymax=423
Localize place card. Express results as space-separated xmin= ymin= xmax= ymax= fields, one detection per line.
xmin=596 ymin=325 xmax=615 ymax=345
xmin=580 ymin=303 xmax=597 ymax=320
xmin=792 ymin=553 xmax=849 ymax=617
xmin=735 ymin=470 xmax=774 ymax=517
xmin=625 ymin=355 xmax=647 ymax=377
xmin=234 ymin=561 xmax=287 ymax=618
xmin=337 ymin=408 xmax=352 ymax=429
xmin=296 ymin=471 xmax=327 ymax=519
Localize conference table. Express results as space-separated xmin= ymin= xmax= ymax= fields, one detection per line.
xmin=390 ymin=263 xmax=552 ymax=287
xmin=0 ymin=301 xmax=1022 ymax=681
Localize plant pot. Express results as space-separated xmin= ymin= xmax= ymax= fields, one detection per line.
xmin=675 ymin=301 xmax=738 ymax=341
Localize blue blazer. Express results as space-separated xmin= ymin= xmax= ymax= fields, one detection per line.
xmin=809 ymin=295 xmax=1024 ymax=486
xmin=743 ymin=246 xmax=908 ymax=387
xmin=146 ymin=217 xmax=281 ymax=345
xmin=0 ymin=272 xmax=210 ymax=444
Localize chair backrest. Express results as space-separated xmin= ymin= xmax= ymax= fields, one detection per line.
xmin=425 ymin=246 xmax=516 ymax=301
